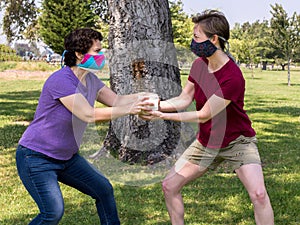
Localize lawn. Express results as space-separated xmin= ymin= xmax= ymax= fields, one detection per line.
xmin=0 ymin=66 xmax=299 ymax=225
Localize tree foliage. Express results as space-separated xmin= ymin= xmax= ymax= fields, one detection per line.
xmin=0 ymin=0 xmax=37 ymax=43
xmin=1 ymin=0 xmax=299 ymax=72
xmin=270 ymin=4 xmax=300 ymax=65
xmin=0 ymin=43 xmax=21 ymax=61
xmin=169 ymin=0 xmax=193 ymax=48
xmin=0 ymin=0 xmax=192 ymax=48
xmin=230 ymin=20 xmax=273 ymax=66
xmin=269 ymin=3 xmax=300 ymax=85
xmin=229 ymin=4 xmax=300 ymax=74
xmin=38 ymin=0 xmax=100 ymax=54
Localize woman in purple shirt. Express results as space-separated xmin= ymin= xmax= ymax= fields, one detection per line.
xmin=16 ymin=28 xmax=146 ymax=225
xmin=142 ymin=10 xmax=274 ymax=225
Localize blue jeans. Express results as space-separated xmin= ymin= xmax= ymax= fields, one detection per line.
xmin=16 ymin=145 xmax=120 ymax=225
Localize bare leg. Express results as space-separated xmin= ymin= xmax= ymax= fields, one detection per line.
xmin=235 ymin=164 xmax=274 ymax=225
xmin=162 ymin=159 xmax=207 ymax=225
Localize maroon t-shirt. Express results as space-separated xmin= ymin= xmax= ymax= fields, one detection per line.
xmin=188 ymin=57 xmax=255 ymax=149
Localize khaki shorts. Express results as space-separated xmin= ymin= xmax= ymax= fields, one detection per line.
xmin=176 ymin=135 xmax=261 ymax=172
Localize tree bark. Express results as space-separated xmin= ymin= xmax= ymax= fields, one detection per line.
xmin=262 ymin=61 xmax=267 ymax=70
xmin=287 ymin=56 xmax=291 ymax=86
xmin=100 ymin=0 xmax=194 ymax=165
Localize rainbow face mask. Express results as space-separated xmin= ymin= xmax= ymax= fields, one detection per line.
xmin=77 ymin=51 xmax=105 ymax=72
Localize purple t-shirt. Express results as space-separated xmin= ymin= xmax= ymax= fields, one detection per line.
xmin=188 ymin=57 xmax=255 ymax=149
xmin=19 ymin=66 xmax=105 ymax=160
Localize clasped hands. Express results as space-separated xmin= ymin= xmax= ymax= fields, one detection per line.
xmin=134 ymin=92 xmax=163 ymax=120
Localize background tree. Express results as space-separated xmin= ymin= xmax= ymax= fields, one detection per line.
xmin=0 ymin=0 xmax=193 ymax=49
xmin=270 ymin=3 xmax=300 ymax=86
xmin=230 ymin=38 xmax=258 ymax=78
xmin=289 ymin=12 xmax=300 ymax=63
xmin=99 ymin=0 xmax=194 ymax=165
xmin=230 ymin=20 xmax=273 ymax=70
xmin=169 ymin=0 xmax=193 ymax=48
xmin=38 ymin=0 xmax=100 ymax=54
xmin=248 ymin=20 xmax=273 ymax=70
xmin=0 ymin=0 xmax=37 ymax=43
xmin=169 ymin=0 xmax=195 ymax=68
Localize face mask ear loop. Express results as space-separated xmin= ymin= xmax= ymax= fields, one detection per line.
xmin=218 ymin=36 xmax=236 ymax=63
xmin=225 ymin=41 xmax=230 ymax=55
xmin=61 ymin=50 xmax=68 ymax=68
xmin=226 ymin=40 xmax=230 ymax=55
xmin=217 ymin=36 xmax=228 ymax=51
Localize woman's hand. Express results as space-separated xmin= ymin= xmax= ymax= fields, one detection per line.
xmin=130 ymin=95 xmax=154 ymax=115
xmin=138 ymin=110 xmax=164 ymax=121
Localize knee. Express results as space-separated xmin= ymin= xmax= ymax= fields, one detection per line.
xmin=249 ymin=188 xmax=269 ymax=206
xmin=103 ymin=178 xmax=114 ymax=193
xmin=162 ymin=178 xmax=177 ymax=197
xmin=48 ymin=210 xmax=64 ymax=224
xmin=41 ymin=203 xmax=64 ymax=223
xmin=94 ymin=178 xmax=115 ymax=199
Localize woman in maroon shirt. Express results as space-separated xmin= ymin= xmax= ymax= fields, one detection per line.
xmin=142 ymin=10 xmax=274 ymax=225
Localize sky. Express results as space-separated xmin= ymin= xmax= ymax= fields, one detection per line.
xmin=1 ymin=0 xmax=300 ymax=44
xmin=181 ymin=0 xmax=300 ymax=27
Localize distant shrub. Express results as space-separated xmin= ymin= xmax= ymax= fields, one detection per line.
xmin=0 ymin=44 xmax=21 ymax=62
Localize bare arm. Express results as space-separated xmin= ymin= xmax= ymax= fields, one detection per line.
xmin=60 ymin=93 xmax=144 ymax=123
xmin=159 ymin=80 xmax=195 ymax=112
xmin=96 ymin=86 xmax=142 ymax=107
xmin=152 ymin=94 xmax=231 ymax=123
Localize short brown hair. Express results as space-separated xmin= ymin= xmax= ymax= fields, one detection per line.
xmin=192 ymin=10 xmax=230 ymax=50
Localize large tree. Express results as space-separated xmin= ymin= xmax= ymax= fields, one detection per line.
xmin=99 ymin=0 xmax=194 ymax=165
xmin=270 ymin=3 xmax=300 ymax=86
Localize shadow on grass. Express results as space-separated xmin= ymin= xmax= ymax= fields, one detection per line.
xmin=1 ymin=216 xmax=34 ymax=225
xmin=182 ymin=172 xmax=300 ymax=225
xmin=254 ymin=106 xmax=300 ymax=117
xmin=0 ymin=124 xmax=26 ymax=150
xmin=279 ymin=83 xmax=300 ymax=87
xmin=1 ymin=86 xmax=299 ymax=224
xmin=2 ymin=170 xmax=299 ymax=225
xmin=245 ymin=76 xmax=263 ymax=80
xmin=0 ymin=90 xmax=40 ymax=120
xmin=99 ymin=77 xmax=110 ymax=82
xmin=246 ymin=97 xmax=300 ymax=117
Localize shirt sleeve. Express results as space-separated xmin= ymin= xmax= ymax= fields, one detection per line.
xmin=217 ymin=69 xmax=245 ymax=102
xmin=45 ymin=71 xmax=79 ymax=100
xmin=91 ymin=73 xmax=105 ymax=92
xmin=188 ymin=58 xmax=207 ymax=84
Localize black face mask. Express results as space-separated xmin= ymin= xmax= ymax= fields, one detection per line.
xmin=190 ymin=39 xmax=217 ymax=57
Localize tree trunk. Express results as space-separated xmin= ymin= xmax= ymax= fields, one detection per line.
xmin=100 ymin=0 xmax=194 ymax=165
xmin=262 ymin=61 xmax=267 ymax=70
xmin=287 ymin=57 xmax=291 ymax=86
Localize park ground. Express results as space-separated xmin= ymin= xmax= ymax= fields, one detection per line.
xmin=0 ymin=63 xmax=299 ymax=225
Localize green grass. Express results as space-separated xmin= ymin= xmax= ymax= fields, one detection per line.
xmin=0 ymin=61 xmax=60 ymax=72
xmin=0 ymin=67 xmax=299 ymax=224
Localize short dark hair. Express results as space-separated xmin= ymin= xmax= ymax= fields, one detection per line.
xmin=192 ymin=10 xmax=230 ymax=50
xmin=63 ymin=28 xmax=103 ymax=67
